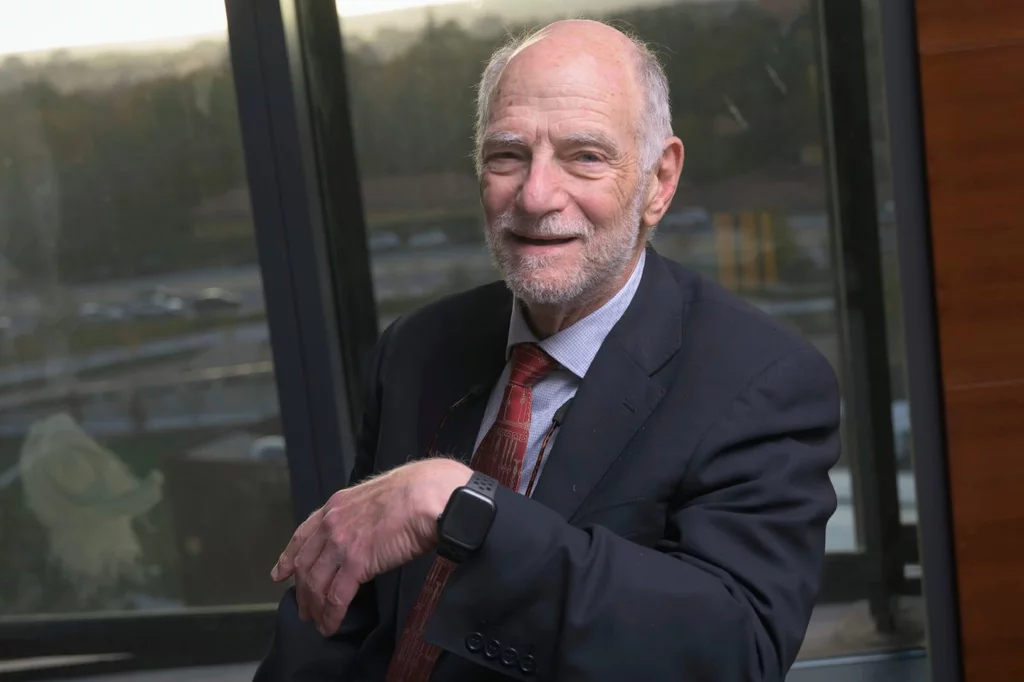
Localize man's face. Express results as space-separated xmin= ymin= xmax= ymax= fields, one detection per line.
xmin=479 ymin=38 xmax=649 ymax=308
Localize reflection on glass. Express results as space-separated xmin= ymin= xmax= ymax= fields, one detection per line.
xmin=339 ymin=0 xmax=923 ymax=662
xmin=0 ymin=3 xmax=289 ymax=617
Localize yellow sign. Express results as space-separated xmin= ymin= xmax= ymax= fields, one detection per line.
xmin=714 ymin=211 xmax=780 ymax=291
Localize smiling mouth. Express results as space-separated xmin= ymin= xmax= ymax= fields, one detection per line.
xmin=511 ymin=234 xmax=578 ymax=246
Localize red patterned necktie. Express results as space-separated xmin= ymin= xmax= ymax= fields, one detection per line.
xmin=385 ymin=343 xmax=558 ymax=682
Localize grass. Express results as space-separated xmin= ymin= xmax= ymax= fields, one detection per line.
xmin=76 ymin=349 xmax=200 ymax=381
xmin=0 ymin=350 xmax=203 ymax=399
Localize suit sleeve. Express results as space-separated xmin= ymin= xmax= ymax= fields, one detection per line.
xmin=253 ymin=320 xmax=400 ymax=682
xmin=424 ymin=347 xmax=841 ymax=681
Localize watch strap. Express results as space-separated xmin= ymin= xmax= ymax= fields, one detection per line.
xmin=466 ymin=471 xmax=498 ymax=499
xmin=440 ymin=542 xmax=469 ymax=563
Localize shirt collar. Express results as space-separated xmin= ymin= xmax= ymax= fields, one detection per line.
xmin=506 ymin=248 xmax=646 ymax=379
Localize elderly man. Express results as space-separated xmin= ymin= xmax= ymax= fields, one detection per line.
xmin=256 ymin=18 xmax=839 ymax=682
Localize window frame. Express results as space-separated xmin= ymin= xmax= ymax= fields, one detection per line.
xmin=878 ymin=0 xmax=964 ymax=679
xmin=814 ymin=0 xmax=908 ymax=633
xmin=0 ymin=0 xmax=963 ymax=677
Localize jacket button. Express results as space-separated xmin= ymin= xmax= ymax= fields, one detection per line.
xmin=484 ymin=639 xmax=501 ymax=659
xmin=465 ymin=632 xmax=484 ymax=653
xmin=520 ymin=653 xmax=537 ymax=675
xmin=501 ymin=647 xmax=519 ymax=667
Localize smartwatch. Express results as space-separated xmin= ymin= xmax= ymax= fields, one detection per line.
xmin=436 ymin=472 xmax=498 ymax=563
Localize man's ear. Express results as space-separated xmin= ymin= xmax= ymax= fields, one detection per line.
xmin=641 ymin=137 xmax=685 ymax=228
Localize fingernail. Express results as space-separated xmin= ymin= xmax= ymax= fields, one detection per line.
xmin=270 ymin=564 xmax=279 ymax=580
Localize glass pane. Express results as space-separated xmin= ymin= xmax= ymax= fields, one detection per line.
xmin=0 ymin=2 xmax=290 ymax=618
xmin=337 ymin=0 xmax=922 ymax=666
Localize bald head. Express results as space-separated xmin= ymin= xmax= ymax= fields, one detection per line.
xmin=508 ymin=19 xmax=644 ymax=67
xmin=474 ymin=20 xmax=672 ymax=177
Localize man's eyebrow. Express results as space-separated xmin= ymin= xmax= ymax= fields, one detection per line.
xmin=482 ymin=131 xmax=527 ymax=148
xmin=560 ymin=131 xmax=620 ymax=154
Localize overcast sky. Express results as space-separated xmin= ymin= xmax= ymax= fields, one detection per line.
xmin=0 ymin=0 xmax=478 ymax=57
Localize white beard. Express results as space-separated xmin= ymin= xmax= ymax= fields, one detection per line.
xmin=486 ymin=187 xmax=645 ymax=308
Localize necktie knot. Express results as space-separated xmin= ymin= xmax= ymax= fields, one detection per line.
xmin=508 ymin=343 xmax=557 ymax=388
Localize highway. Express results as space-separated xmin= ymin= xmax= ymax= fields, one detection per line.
xmin=0 ymin=323 xmax=269 ymax=390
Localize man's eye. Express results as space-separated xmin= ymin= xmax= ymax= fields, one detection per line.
xmin=576 ymin=152 xmax=602 ymax=163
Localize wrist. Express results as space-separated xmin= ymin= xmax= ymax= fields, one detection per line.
xmin=412 ymin=459 xmax=473 ymax=545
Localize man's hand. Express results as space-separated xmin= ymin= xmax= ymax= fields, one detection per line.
xmin=271 ymin=458 xmax=473 ymax=636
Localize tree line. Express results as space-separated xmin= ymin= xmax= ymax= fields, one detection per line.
xmin=0 ymin=2 xmax=826 ymax=288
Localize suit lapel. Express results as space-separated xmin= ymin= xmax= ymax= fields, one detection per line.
xmin=412 ymin=286 xmax=511 ymax=465
xmin=532 ymin=248 xmax=687 ymax=521
xmin=397 ymin=286 xmax=510 ymax=635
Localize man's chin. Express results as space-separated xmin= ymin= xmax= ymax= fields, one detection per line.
xmin=504 ymin=271 xmax=585 ymax=307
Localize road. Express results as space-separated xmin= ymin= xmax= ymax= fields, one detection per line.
xmin=0 ymin=323 xmax=269 ymax=389
xmin=0 ymin=246 xmax=493 ymax=321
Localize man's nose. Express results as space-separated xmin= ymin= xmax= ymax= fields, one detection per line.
xmin=517 ymin=156 xmax=569 ymax=217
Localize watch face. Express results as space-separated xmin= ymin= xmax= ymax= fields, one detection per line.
xmin=443 ymin=489 xmax=495 ymax=548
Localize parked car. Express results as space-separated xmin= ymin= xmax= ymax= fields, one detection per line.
xmin=192 ymin=287 xmax=242 ymax=315
xmin=368 ymin=231 xmax=401 ymax=251
xmin=77 ymin=301 xmax=128 ymax=323
xmin=131 ymin=287 xmax=187 ymax=317
xmin=408 ymin=229 xmax=448 ymax=248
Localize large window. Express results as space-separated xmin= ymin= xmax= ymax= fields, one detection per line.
xmin=336 ymin=0 xmax=925 ymax=664
xmin=0 ymin=0 xmax=946 ymax=679
xmin=0 ymin=2 xmax=290 ymax=622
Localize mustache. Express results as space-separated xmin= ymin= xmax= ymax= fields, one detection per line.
xmin=493 ymin=209 xmax=593 ymax=239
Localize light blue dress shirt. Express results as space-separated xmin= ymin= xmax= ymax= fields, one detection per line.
xmin=473 ymin=249 xmax=647 ymax=495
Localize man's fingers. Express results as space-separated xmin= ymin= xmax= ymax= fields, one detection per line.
xmin=318 ymin=571 xmax=362 ymax=636
xmin=303 ymin=546 xmax=345 ymax=629
xmin=293 ymin=530 xmax=328 ymax=622
xmin=272 ymin=508 xmax=325 ymax=581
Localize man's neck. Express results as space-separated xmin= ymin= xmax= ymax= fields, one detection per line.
xmin=523 ymin=249 xmax=643 ymax=339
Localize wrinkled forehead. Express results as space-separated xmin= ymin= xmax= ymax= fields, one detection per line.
xmin=489 ymin=35 xmax=642 ymax=139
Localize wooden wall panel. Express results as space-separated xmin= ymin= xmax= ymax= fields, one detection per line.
xmin=916 ymin=0 xmax=1024 ymax=52
xmin=915 ymin=3 xmax=1024 ymax=681
xmin=941 ymin=382 xmax=1024 ymax=677
xmin=921 ymin=43 xmax=1024 ymax=388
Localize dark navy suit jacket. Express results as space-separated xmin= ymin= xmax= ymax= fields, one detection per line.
xmin=254 ymin=247 xmax=841 ymax=681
